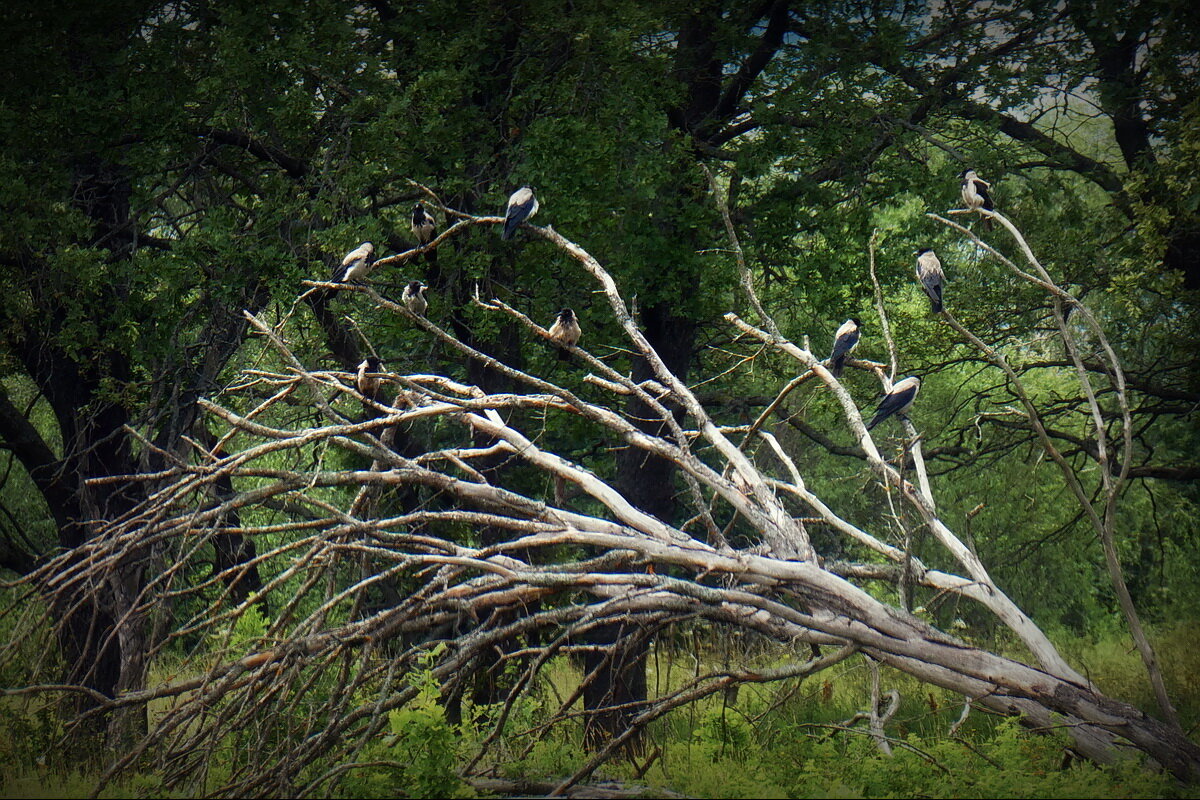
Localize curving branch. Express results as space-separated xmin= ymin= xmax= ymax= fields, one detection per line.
xmin=930 ymin=209 xmax=1179 ymax=730
xmin=4 ymin=202 xmax=1198 ymax=799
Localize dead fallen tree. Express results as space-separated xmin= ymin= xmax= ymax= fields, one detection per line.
xmin=4 ymin=201 xmax=1198 ymax=797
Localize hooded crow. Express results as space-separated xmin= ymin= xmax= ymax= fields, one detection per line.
xmin=959 ymin=169 xmax=994 ymax=230
xmin=548 ymin=307 xmax=580 ymax=360
xmin=866 ymin=376 xmax=921 ymax=431
xmin=334 ymin=242 xmax=375 ymax=283
xmin=402 ymin=280 xmax=428 ymax=316
xmin=829 ymin=318 xmax=862 ymax=378
xmin=357 ymin=356 xmax=383 ymax=401
xmin=411 ymin=203 xmax=438 ymax=263
xmin=502 ymin=186 xmax=539 ymax=240
xmin=915 ymin=248 xmax=945 ymax=313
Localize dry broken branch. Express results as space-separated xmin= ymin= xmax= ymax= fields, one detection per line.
xmin=4 ymin=202 xmax=1198 ymax=799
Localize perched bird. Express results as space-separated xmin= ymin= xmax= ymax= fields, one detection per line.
xmin=828 ymin=318 xmax=862 ymax=378
xmin=547 ymin=307 xmax=581 ymax=360
xmin=959 ymin=169 xmax=994 ymax=229
xmin=502 ymin=186 xmax=539 ymax=240
xmin=410 ymin=203 xmax=438 ymax=263
xmin=915 ymin=248 xmax=945 ymax=313
xmin=402 ymin=280 xmax=428 ymax=316
xmin=866 ymin=376 xmax=921 ymax=431
xmin=333 ymin=242 xmax=375 ymax=284
xmin=356 ymin=356 xmax=383 ymax=401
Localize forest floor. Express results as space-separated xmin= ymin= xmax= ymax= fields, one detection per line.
xmin=1 ymin=620 xmax=1196 ymax=799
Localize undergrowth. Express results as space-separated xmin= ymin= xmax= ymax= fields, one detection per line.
xmin=0 ymin=622 xmax=1194 ymax=798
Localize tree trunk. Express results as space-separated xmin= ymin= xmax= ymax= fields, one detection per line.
xmin=584 ymin=302 xmax=697 ymax=751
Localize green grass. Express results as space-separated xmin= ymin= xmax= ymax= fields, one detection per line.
xmin=1 ymin=622 xmax=1195 ymax=798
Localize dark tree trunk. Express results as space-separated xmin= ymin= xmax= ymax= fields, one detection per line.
xmin=0 ymin=154 xmax=155 ymax=749
xmin=1069 ymin=7 xmax=1200 ymax=287
xmin=211 ymin=454 xmax=263 ymax=608
xmin=580 ymin=621 xmax=652 ymax=754
xmin=52 ymin=589 xmax=122 ymax=749
xmin=68 ymin=159 xmax=149 ymax=748
xmin=458 ymin=259 xmax=536 ymax=712
xmin=583 ymin=302 xmax=697 ymax=752
xmin=1164 ymin=222 xmax=1200 ymax=289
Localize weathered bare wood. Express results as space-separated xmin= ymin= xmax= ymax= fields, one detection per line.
xmin=5 ymin=202 xmax=1198 ymax=800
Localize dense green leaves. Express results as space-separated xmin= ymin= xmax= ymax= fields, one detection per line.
xmin=1 ymin=0 xmax=1198 ymax=792
xmin=6 ymin=0 xmax=1196 ymax=626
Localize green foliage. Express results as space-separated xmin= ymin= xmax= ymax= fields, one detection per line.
xmin=229 ymin=602 xmax=268 ymax=648
xmin=2 ymin=0 xmax=1200 ymax=795
xmin=778 ymin=717 xmax=1177 ymax=799
xmin=0 ymin=702 xmax=63 ymax=780
xmin=1066 ymin=620 xmax=1200 ymax=732
xmin=332 ymin=655 xmax=475 ymax=800
xmin=374 ymin=698 xmax=469 ymax=799
xmin=498 ymin=643 xmax=1186 ymax=800
xmin=1 ymin=623 xmax=1195 ymax=798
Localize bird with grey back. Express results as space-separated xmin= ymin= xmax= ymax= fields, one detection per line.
xmin=503 ymin=186 xmax=539 ymax=240
xmin=915 ymin=248 xmax=945 ymax=313
xmin=548 ymin=307 xmax=580 ymax=360
xmin=959 ymin=169 xmax=994 ymax=230
xmin=828 ymin=318 xmax=862 ymax=378
xmin=411 ymin=203 xmax=438 ymax=263
xmin=402 ymin=281 xmax=428 ymax=316
xmin=333 ymin=241 xmax=375 ymax=284
xmin=866 ymin=376 xmax=921 ymax=431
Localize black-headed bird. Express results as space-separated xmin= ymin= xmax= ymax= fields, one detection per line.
xmin=548 ymin=307 xmax=581 ymax=360
xmin=411 ymin=203 xmax=438 ymax=263
xmin=828 ymin=318 xmax=862 ymax=378
xmin=959 ymin=169 xmax=994 ymax=230
xmin=502 ymin=186 xmax=539 ymax=240
xmin=333 ymin=242 xmax=375 ymax=284
xmin=356 ymin=356 xmax=383 ymax=401
xmin=866 ymin=376 xmax=921 ymax=431
xmin=915 ymin=248 xmax=945 ymax=313
xmin=402 ymin=281 xmax=428 ymax=316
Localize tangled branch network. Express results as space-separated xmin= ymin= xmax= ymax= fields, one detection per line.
xmin=9 ymin=197 xmax=1199 ymax=796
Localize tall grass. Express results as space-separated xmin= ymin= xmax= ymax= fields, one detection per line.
xmin=1 ymin=622 xmax=1193 ymax=798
